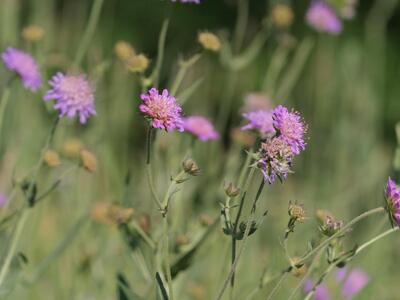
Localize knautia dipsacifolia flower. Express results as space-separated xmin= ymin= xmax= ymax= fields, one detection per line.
xmin=272 ymin=105 xmax=306 ymax=155
xmin=44 ymin=73 xmax=96 ymax=124
xmin=256 ymin=137 xmax=293 ymax=184
xmin=306 ymin=1 xmax=342 ymax=35
xmin=140 ymin=88 xmax=184 ymax=132
xmin=335 ymin=268 xmax=369 ymax=299
xmin=242 ymin=110 xmax=275 ymax=137
xmin=385 ymin=177 xmax=400 ymax=226
xmin=183 ymin=116 xmax=219 ymax=141
xmin=1 ymin=48 xmax=42 ymax=91
xmin=304 ymin=280 xmax=330 ymax=300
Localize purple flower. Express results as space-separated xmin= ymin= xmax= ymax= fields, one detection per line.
xmin=272 ymin=105 xmax=306 ymax=155
xmin=242 ymin=110 xmax=275 ymax=137
xmin=1 ymin=48 xmax=42 ymax=91
xmin=0 ymin=193 xmax=7 ymax=208
xmin=385 ymin=177 xmax=400 ymax=226
xmin=256 ymin=137 xmax=293 ymax=184
xmin=44 ymin=73 xmax=96 ymax=124
xmin=240 ymin=93 xmax=272 ymax=113
xmin=140 ymin=88 xmax=184 ymax=132
xmin=335 ymin=268 xmax=369 ymax=299
xmin=306 ymin=1 xmax=343 ymax=35
xmin=304 ymin=280 xmax=331 ymax=300
xmin=183 ymin=116 xmax=219 ymax=141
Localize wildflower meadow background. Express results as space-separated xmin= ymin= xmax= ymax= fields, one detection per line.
xmin=0 ymin=0 xmax=400 ymax=299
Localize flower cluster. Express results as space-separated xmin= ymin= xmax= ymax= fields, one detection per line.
xmin=306 ymin=1 xmax=342 ymax=35
xmin=44 ymin=73 xmax=96 ymax=124
xmin=385 ymin=177 xmax=400 ymax=226
xmin=183 ymin=116 xmax=219 ymax=141
xmin=139 ymin=88 xmax=184 ymax=132
xmin=254 ymin=105 xmax=306 ymax=184
xmin=2 ymin=48 xmax=42 ymax=91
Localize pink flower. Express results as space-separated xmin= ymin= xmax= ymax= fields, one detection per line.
xmin=242 ymin=110 xmax=275 ymax=137
xmin=183 ymin=116 xmax=219 ymax=141
xmin=335 ymin=268 xmax=369 ymax=299
xmin=140 ymin=88 xmax=184 ymax=132
xmin=2 ymin=48 xmax=42 ymax=91
xmin=385 ymin=177 xmax=400 ymax=226
xmin=272 ymin=105 xmax=306 ymax=155
xmin=44 ymin=73 xmax=96 ymax=124
xmin=306 ymin=1 xmax=343 ymax=35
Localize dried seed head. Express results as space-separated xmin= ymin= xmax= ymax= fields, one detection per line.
xmin=127 ymin=54 xmax=150 ymax=73
xmin=62 ymin=138 xmax=83 ymax=158
xmin=288 ymin=202 xmax=306 ymax=221
xmin=198 ymin=32 xmax=221 ymax=52
xmin=320 ymin=215 xmax=344 ymax=237
xmin=22 ymin=25 xmax=45 ymax=42
xmin=80 ymin=149 xmax=97 ymax=173
xmin=43 ymin=150 xmax=61 ymax=168
xmin=114 ymin=41 xmax=135 ymax=61
xmin=182 ymin=158 xmax=201 ymax=176
xmin=90 ymin=202 xmax=134 ymax=225
xmin=224 ymin=182 xmax=240 ymax=198
xmin=271 ymin=4 xmax=294 ymax=28
xmin=291 ymin=257 xmax=307 ymax=277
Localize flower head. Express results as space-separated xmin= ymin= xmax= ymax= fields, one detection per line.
xmin=304 ymin=280 xmax=331 ymax=300
xmin=44 ymin=73 xmax=96 ymax=124
xmin=335 ymin=268 xmax=369 ymax=299
xmin=2 ymin=48 xmax=42 ymax=91
xmin=140 ymin=88 xmax=184 ymax=132
xmin=198 ymin=32 xmax=221 ymax=52
xmin=272 ymin=105 xmax=306 ymax=155
xmin=183 ymin=116 xmax=219 ymax=141
xmin=385 ymin=177 xmax=400 ymax=226
xmin=320 ymin=215 xmax=343 ymax=236
xmin=306 ymin=1 xmax=342 ymax=35
xmin=242 ymin=110 xmax=275 ymax=137
xmin=256 ymin=137 xmax=293 ymax=184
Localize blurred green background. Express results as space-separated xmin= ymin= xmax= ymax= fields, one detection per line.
xmin=0 ymin=0 xmax=400 ymax=299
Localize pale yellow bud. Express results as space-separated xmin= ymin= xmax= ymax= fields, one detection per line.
xmin=22 ymin=25 xmax=45 ymax=42
xmin=62 ymin=138 xmax=83 ymax=158
xmin=43 ymin=150 xmax=61 ymax=167
xmin=271 ymin=4 xmax=294 ymax=28
xmin=198 ymin=32 xmax=221 ymax=52
xmin=114 ymin=41 xmax=135 ymax=61
xmin=126 ymin=54 xmax=150 ymax=73
xmin=80 ymin=149 xmax=97 ymax=173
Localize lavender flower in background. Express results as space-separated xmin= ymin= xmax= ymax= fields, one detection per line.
xmin=240 ymin=93 xmax=272 ymax=113
xmin=242 ymin=110 xmax=275 ymax=137
xmin=44 ymin=73 xmax=96 ymax=124
xmin=335 ymin=268 xmax=369 ymax=299
xmin=385 ymin=177 xmax=400 ymax=226
xmin=306 ymin=1 xmax=342 ymax=35
xmin=304 ymin=280 xmax=331 ymax=300
xmin=0 ymin=193 xmax=7 ymax=208
xmin=140 ymin=88 xmax=184 ymax=132
xmin=272 ymin=105 xmax=306 ymax=155
xmin=183 ymin=116 xmax=219 ymax=141
xmin=1 ymin=48 xmax=42 ymax=91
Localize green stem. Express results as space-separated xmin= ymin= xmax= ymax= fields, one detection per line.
xmin=266 ymin=271 xmax=288 ymax=300
xmin=0 ymin=208 xmax=29 ymax=286
xmin=0 ymin=85 xmax=11 ymax=150
xmin=145 ymin=125 xmax=162 ymax=210
xmin=74 ymin=0 xmax=105 ymax=67
xmin=163 ymin=216 xmax=173 ymax=300
xmin=215 ymin=177 xmax=265 ymax=300
xmin=232 ymin=0 xmax=249 ymax=53
xmin=149 ymin=19 xmax=170 ymax=88
xmin=170 ymin=54 xmax=202 ymax=96
xmin=130 ymin=221 xmax=156 ymax=250
xmin=355 ymin=226 xmax=399 ymax=254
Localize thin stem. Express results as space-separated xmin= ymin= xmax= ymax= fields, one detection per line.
xmin=145 ymin=125 xmax=162 ymax=210
xmin=215 ymin=177 xmax=265 ymax=300
xmin=298 ymin=207 xmax=385 ymax=265
xmin=163 ymin=216 xmax=173 ymax=300
xmin=170 ymin=54 xmax=202 ymax=96
xmin=0 ymin=208 xmax=29 ymax=286
xmin=149 ymin=19 xmax=169 ymax=88
xmin=232 ymin=0 xmax=249 ymax=53
xmin=356 ymin=226 xmax=399 ymax=254
xmin=74 ymin=0 xmax=105 ymax=67
xmin=266 ymin=271 xmax=288 ymax=300
xmin=130 ymin=221 xmax=156 ymax=250
xmin=0 ymin=85 xmax=11 ymax=150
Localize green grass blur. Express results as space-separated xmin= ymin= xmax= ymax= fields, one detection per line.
xmin=0 ymin=0 xmax=400 ymax=299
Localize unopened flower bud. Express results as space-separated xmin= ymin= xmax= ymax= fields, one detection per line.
xmin=182 ymin=158 xmax=201 ymax=176
xmin=320 ymin=215 xmax=343 ymax=237
xmin=114 ymin=41 xmax=135 ymax=61
xmin=224 ymin=182 xmax=240 ymax=198
xmin=199 ymin=213 xmax=213 ymax=226
xmin=43 ymin=150 xmax=61 ymax=168
xmin=198 ymin=32 xmax=221 ymax=52
xmin=62 ymin=138 xmax=83 ymax=158
xmin=127 ymin=54 xmax=150 ymax=73
xmin=288 ymin=202 xmax=306 ymax=222
xmin=271 ymin=4 xmax=294 ymax=28
xmin=22 ymin=25 xmax=45 ymax=43
xmin=80 ymin=149 xmax=97 ymax=173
